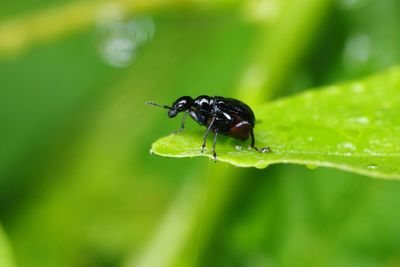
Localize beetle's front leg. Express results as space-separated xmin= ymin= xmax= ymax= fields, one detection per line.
xmin=172 ymin=111 xmax=188 ymax=134
xmin=201 ymin=117 xmax=215 ymax=153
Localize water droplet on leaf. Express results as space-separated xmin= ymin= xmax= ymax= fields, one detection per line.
xmin=346 ymin=116 xmax=370 ymax=126
xmin=305 ymin=164 xmax=318 ymax=170
xmin=356 ymin=116 xmax=369 ymax=124
xmin=256 ymin=160 xmax=269 ymax=168
xmin=367 ymin=164 xmax=378 ymax=170
xmin=337 ymin=142 xmax=357 ymax=151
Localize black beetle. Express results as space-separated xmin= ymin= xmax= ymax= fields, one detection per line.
xmin=147 ymin=95 xmax=270 ymax=160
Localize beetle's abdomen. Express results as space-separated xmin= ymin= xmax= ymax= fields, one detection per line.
xmin=225 ymin=121 xmax=252 ymax=140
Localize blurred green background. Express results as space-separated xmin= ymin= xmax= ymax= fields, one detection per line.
xmin=1 ymin=0 xmax=400 ymax=266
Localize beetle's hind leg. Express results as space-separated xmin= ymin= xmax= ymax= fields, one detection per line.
xmin=249 ymin=129 xmax=271 ymax=153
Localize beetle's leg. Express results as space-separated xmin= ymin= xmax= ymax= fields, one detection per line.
xmin=250 ymin=128 xmax=256 ymax=148
xmin=250 ymin=129 xmax=271 ymax=153
xmin=201 ymin=117 xmax=215 ymax=153
xmin=179 ymin=111 xmax=188 ymax=132
xmin=171 ymin=111 xmax=189 ymax=134
xmin=173 ymin=111 xmax=188 ymax=134
xmin=211 ymin=130 xmax=218 ymax=161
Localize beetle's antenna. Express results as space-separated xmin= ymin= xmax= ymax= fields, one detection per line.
xmin=146 ymin=101 xmax=172 ymax=110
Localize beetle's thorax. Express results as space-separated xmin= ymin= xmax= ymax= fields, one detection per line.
xmin=189 ymin=96 xmax=214 ymax=125
xmin=193 ymin=95 xmax=211 ymax=108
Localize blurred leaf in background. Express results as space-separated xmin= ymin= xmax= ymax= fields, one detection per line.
xmin=1 ymin=0 xmax=400 ymax=267
xmin=0 ymin=224 xmax=16 ymax=267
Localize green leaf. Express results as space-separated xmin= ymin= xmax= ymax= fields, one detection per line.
xmin=151 ymin=66 xmax=400 ymax=179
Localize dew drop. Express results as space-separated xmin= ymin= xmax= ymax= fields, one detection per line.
xmin=96 ymin=8 xmax=155 ymax=67
xmin=346 ymin=116 xmax=370 ymax=126
xmin=363 ymin=148 xmax=373 ymax=154
xmin=384 ymin=143 xmax=394 ymax=149
xmin=149 ymin=148 xmax=154 ymax=155
xmin=369 ymin=139 xmax=381 ymax=146
xmin=305 ymin=164 xmax=318 ymax=170
xmin=307 ymin=136 xmax=314 ymax=142
xmin=356 ymin=116 xmax=369 ymax=124
xmin=256 ymin=160 xmax=269 ymax=168
xmin=337 ymin=142 xmax=357 ymax=151
xmin=367 ymin=164 xmax=378 ymax=170
xmin=235 ymin=145 xmax=243 ymax=151
xmin=260 ymin=147 xmax=271 ymax=153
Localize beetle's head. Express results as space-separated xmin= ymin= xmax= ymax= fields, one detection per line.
xmin=146 ymin=96 xmax=193 ymax=118
xmin=168 ymin=96 xmax=193 ymax=118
